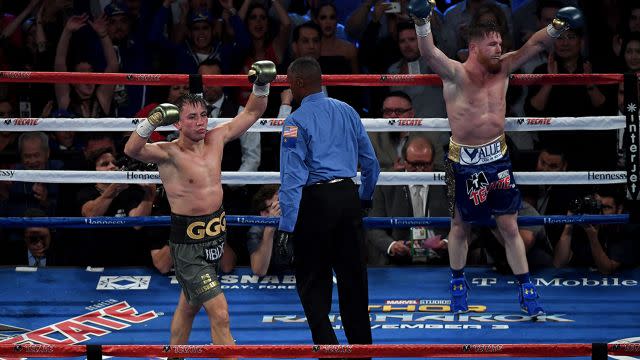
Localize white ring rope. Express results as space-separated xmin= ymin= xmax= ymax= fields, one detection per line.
xmin=0 ymin=116 xmax=625 ymax=132
xmin=0 ymin=170 xmax=626 ymax=185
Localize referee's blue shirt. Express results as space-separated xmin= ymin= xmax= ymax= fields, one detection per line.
xmin=278 ymin=92 xmax=380 ymax=232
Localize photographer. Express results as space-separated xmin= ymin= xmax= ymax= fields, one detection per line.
xmin=553 ymin=185 xmax=640 ymax=274
xmin=73 ymin=147 xmax=156 ymax=266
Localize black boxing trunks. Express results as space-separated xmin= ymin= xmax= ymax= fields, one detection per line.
xmin=445 ymin=134 xmax=521 ymax=222
xmin=169 ymin=207 xmax=226 ymax=305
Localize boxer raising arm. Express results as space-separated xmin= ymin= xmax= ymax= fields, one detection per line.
xmin=407 ymin=0 xmax=583 ymax=318
xmin=124 ymin=61 xmax=276 ymax=354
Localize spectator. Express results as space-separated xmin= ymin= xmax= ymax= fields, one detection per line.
xmin=287 ymin=0 xmax=351 ymax=42
xmin=369 ymin=91 xmax=410 ymax=171
xmin=236 ymin=1 xmax=291 ymax=106
xmin=618 ymin=32 xmax=640 ymax=72
xmin=149 ymin=5 xmax=249 ymax=74
xmin=245 ymin=184 xmax=293 ymax=275
xmin=3 ymin=208 xmax=60 ymax=267
xmin=291 ymin=21 xmax=362 ymax=113
xmin=74 ymin=147 xmax=156 ymax=266
xmin=511 ymin=0 xmax=575 ymax=48
xmin=3 ymin=1 xmax=55 ymax=116
xmin=1 ymin=132 xmax=62 ymax=217
xmin=526 ymin=27 xmax=617 ymax=171
xmin=387 ymin=21 xmax=447 ymax=120
xmin=54 ymin=14 xmax=119 ymax=117
xmin=553 ymin=185 xmax=640 ymax=274
xmin=522 ymin=144 xmax=584 ymax=246
xmin=508 ymin=0 xmax=562 ymax=150
xmin=366 ymin=135 xmax=449 ymax=266
xmin=101 ymin=1 xmax=153 ymax=117
xmin=313 ymin=2 xmax=358 ymax=74
xmin=611 ymin=4 xmax=640 ymax=58
xmin=439 ymin=0 xmax=514 ymax=59
xmin=382 ymin=22 xmax=449 ymax=156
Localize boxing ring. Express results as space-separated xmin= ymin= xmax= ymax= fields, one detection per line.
xmin=0 ymin=71 xmax=639 ymax=359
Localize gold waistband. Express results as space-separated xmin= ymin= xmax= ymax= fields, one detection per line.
xmin=447 ymin=134 xmax=507 ymax=164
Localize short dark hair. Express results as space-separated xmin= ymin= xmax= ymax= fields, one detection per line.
xmin=384 ymin=90 xmax=413 ymax=105
xmin=311 ymin=0 xmax=336 ymax=19
xmin=293 ymin=21 xmax=322 ymax=43
xmin=252 ymin=184 xmax=280 ymax=214
xmin=175 ymin=93 xmax=207 ymax=113
xmin=596 ymin=184 xmax=625 ymax=206
xmin=288 ymin=56 xmax=322 ymax=82
xmin=198 ymin=58 xmax=223 ymax=71
xmin=86 ymin=146 xmax=116 ymax=170
xmin=396 ymin=21 xmax=415 ymax=40
xmin=539 ymin=141 xmax=567 ymax=162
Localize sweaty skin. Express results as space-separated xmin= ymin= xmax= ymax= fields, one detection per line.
xmin=443 ymin=33 xmax=508 ymax=145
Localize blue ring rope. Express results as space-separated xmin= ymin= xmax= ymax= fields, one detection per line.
xmin=0 ymin=214 xmax=629 ymax=228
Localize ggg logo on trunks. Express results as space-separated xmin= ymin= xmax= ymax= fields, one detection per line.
xmin=186 ymin=213 xmax=226 ymax=240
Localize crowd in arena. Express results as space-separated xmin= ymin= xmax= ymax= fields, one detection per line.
xmin=0 ymin=0 xmax=638 ymax=274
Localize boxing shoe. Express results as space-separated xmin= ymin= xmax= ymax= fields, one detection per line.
xmin=450 ymin=277 xmax=469 ymax=314
xmin=518 ymin=282 xmax=545 ymax=318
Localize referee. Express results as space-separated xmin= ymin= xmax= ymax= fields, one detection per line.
xmin=277 ymin=57 xmax=380 ymax=350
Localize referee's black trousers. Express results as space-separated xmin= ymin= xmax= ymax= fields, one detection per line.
xmin=293 ymin=180 xmax=372 ymax=350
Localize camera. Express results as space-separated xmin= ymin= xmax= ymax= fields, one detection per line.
xmin=116 ymin=155 xmax=158 ymax=172
xmin=569 ymin=195 xmax=602 ymax=215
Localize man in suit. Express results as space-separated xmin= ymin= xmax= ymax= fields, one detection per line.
xmin=366 ymin=135 xmax=449 ymax=265
xmin=3 ymin=208 xmax=59 ymax=266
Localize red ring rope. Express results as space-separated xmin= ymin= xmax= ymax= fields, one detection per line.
xmin=1 ymin=343 xmax=640 ymax=358
xmin=0 ymin=71 xmax=626 ymax=87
